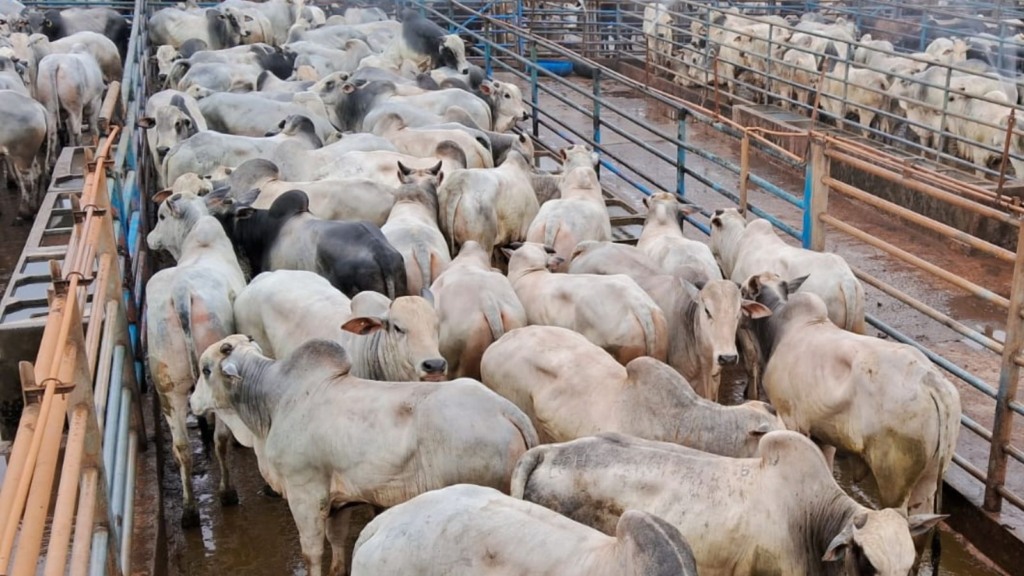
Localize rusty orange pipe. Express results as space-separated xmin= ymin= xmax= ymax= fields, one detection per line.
xmin=821 ymin=214 xmax=1011 ymax=309
xmin=69 ymin=468 xmax=98 ymax=576
xmin=44 ymin=405 xmax=89 ymax=576
xmin=0 ymin=403 xmax=39 ymax=529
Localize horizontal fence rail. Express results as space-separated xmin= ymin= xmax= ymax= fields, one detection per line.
xmin=417 ymin=0 xmax=1024 ymax=521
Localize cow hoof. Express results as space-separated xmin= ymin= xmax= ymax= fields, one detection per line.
xmin=181 ymin=507 xmax=201 ymax=529
xmin=258 ymin=484 xmax=282 ymax=499
xmin=220 ymin=488 xmax=239 ymax=506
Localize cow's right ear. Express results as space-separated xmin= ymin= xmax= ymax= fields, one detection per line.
xmin=152 ymin=188 xmax=172 ymax=205
xmin=558 ymin=147 xmax=568 ymax=162
xmin=397 ymin=161 xmax=413 ymax=178
xmin=741 ymin=299 xmax=772 ymax=319
xmin=341 ymin=82 xmax=356 ymax=94
xmin=341 ymin=316 xmax=385 ymax=336
xmin=137 ymin=117 xmax=156 ymax=129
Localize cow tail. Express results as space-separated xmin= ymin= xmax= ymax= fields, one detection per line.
xmin=173 ymin=283 xmax=199 ymax=383
xmin=443 ymin=184 xmax=463 ymax=256
xmin=42 ymin=61 xmax=60 ymax=170
xmin=925 ymin=371 xmax=960 ymax=515
xmin=844 ymin=275 xmax=866 ymax=334
xmin=638 ymin=306 xmax=661 ymax=358
xmin=510 ymin=444 xmax=544 ymax=499
xmin=483 ymin=298 xmax=506 ymax=342
xmin=542 ymin=218 xmax=558 ymax=253
xmin=413 ymin=244 xmax=433 ymax=293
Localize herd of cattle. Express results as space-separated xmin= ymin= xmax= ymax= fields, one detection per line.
xmin=643 ymin=0 xmax=1024 ymax=177
xmin=0 ymin=0 xmax=129 ymax=219
xmin=116 ymin=1 xmax=968 ymax=575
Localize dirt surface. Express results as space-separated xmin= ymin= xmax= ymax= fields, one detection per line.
xmin=137 ymin=73 xmax=1019 ymax=575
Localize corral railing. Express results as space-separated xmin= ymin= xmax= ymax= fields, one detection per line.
xmin=412 ymin=0 xmax=1024 ymax=541
xmin=0 ymin=0 xmax=150 ymax=572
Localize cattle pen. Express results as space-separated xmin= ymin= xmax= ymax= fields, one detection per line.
xmin=0 ymin=0 xmax=1022 ymax=574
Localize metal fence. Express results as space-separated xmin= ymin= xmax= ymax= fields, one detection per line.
xmin=0 ymin=0 xmax=150 ymax=573
xmin=415 ymin=0 xmax=1024 ymax=523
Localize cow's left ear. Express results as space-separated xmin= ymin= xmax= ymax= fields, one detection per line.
xmin=397 ymin=161 xmax=413 ymax=180
xmin=427 ymin=161 xmax=443 ymax=176
xmin=907 ymin=514 xmax=946 ymax=538
xmin=152 ymin=188 xmax=172 ymax=205
xmin=786 ymin=274 xmax=810 ymax=295
xmin=741 ymin=299 xmax=772 ymax=319
xmin=678 ymin=202 xmax=702 ymax=216
xmin=479 ymin=82 xmax=492 ymax=96
xmin=419 ymin=288 xmax=435 ymax=306
xmin=341 ymin=316 xmax=385 ymax=336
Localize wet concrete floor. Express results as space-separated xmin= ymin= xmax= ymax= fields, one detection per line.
xmin=143 ymin=74 xmax=1018 ymax=574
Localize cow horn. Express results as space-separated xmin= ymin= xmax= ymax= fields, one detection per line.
xmin=220 ymin=342 xmax=234 ymax=355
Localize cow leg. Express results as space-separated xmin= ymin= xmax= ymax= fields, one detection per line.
xmin=326 ymin=504 xmax=376 ymax=576
xmin=213 ymin=417 xmax=238 ymax=506
xmin=162 ymin=390 xmax=200 ymax=528
xmin=66 ymin=107 xmax=84 ymax=147
xmin=288 ymin=487 xmax=329 ymax=576
xmin=86 ymin=96 xmax=101 ymax=144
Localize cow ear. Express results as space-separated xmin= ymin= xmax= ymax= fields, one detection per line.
xmin=167 ymin=193 xmax=184 ymax=218
xmin=221 ymin=360 xmax=240 ymax=379
xmin=741 ymin=300 xmax=772 ymax=319
xmin=749 ymin=422 xmax=772 ymax=437
xmin=678 ymin=202 xmax=702 ymax=216
xmin=428 ymin=161 xmax=443 ymax=176
xmin=152 ymin=188 xmax=172 ymax=205
xmin=518 ymin=133 xmax=528 ymax=144
xmin=235 ymin=206 xmax=256 ymax=220
xmin=419 ymin=287 xmax=435 ymax=306
xmin=786 ymin=274 xmax=810 ymax=295
xmin=137 ymin=116 xmax=156 ymax=129
xmin=341 ymin=316 xmax=385 ymax=336
xmin=342 ymin=82 xmax=356 ymax=94
xmin=397 ymin=161 xmax=413 ymax=178
xmin=558 ymin=147 xmax=568 ymax=162
xmin=479 ymin=82 xmax=492 ymax=96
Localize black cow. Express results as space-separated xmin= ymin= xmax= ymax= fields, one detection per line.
xmin=398 ymin=8 xmax=470 ymax=73
xmin=216 ymin=190 xmax=409 ymax=300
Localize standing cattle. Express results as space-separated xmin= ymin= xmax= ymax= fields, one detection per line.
xmin=233 ymin=270 xmax=447 ymax=382
xmin=216 ymin=190 xmax=409 ymax=300
xmin=637 ymin=192 xmax=722 ymax=282
xmin=146 ymin=191 xmax=246 ymax=528
xmin=514 ymin=431 xmax=945 ymax=576
xmin=481 ymin=325 xmax=783 ymax=455
xmin=742 ymin=272 xmax=961 ymax=519
xmin=27 ymin=7 xmax=129 ymax=58
xmin=391 ymin=9 xmax=470 ymax=74
xmin=380 ymin=162 xmax=451 ymax=295
xmin=525 ymin=144 xmax=610 ymax=271
xmin=31 ymin=31 xmax=123 ymax=83
xmin=429 ymin=240 xmax=527 ymax=379
xmin=149 ymin=7 xmax=247 ymax=51
xmin=643 ymin=2 xmax=674 ymax=73
xmin=570 ymin=240 xmax=771 ymax=401
xmin=0 ymin=89 xmax=48 ymax=219
xmin=506 ymin=242 xmax=668 ymax=365
xmin=439 ymin=142 xmax=538 ymax=262
xmin=710 ymin=207 xmax=865 ymax=333
xmin=189 ymin=335 xmax=539 ymax=576
xmin=138 ymin=89 xmax=206 ymax=188
xmin=35 ymin=44 xmax=104 ymax=166
xmin=0 ymin=54 xmax=29 ymax=95
xmin=351 ymin=484 xmax=699 ymax=576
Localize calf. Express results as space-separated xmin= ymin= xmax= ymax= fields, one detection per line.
xmin=514 ymin=431 xmax=945 ymax=576
xmin=146 ymin=191 xmax=246 ymax=528
xmin=233 ymin=270 xmax=447 ymax=382
xmin=352 ymin=485 xmax=699 ymax=576
xmin=217 ymin=190 xmax=408 ymax=300
xmin=481 ymin=325 xmax=782 ymax=455
xmin=380 ymin=162 xmax=450 ymax=295
xmin=506 ymin=242 xmax=668 ymax=365
xmin=189 ymin=335 xmax=538 ymax=576
xmin=429 ymin=240 xmax=527 ymax=379
xmin=743 ymin=272 xmax=962 ymax=520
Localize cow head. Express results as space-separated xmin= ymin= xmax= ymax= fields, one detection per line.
xmin=341 ymin=291 xmax=448 ymax=382
xmin=139 ymin=99 xmax=200 ymax=162
xmin=642 ymin=192 xmax=702 ymax=232
xmin=479 ymin=80 xmax=528 ymax=131
xmin=504 ymin=242 xmax=562 ymax=279
xmin=740 ymin=271 xmax=808 ymax=313
xmin=708 ymin=207 xmax=749 ymax=275
xmin=823 ymin=508 xmax=945 ymax=576
xmin=147 ymin=190 xmax=210 ymax=260
xmin=438 ymin=34 xmax=469 ymax=75
xmin=190 ymin=334 xmax=266 ymax=444
xmin=152 ymin=45 xmax=181 ymax=85
xmin=558 ymin=143 xmax=599 ymax=172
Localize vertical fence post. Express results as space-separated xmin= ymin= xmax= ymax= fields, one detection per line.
xmin=530 ymin=40 xmax=539 ymax=142
xmin=676 ymin=108 xmax=688 ymax=198
xmin=804 ymin=135 xmax=829 ymax=250
xmin=592 ymin=67 xmax=601 ymax=177
xmin=739 ymin=132 xmax=751 ymax=215
xmin=984 ymin=217 xmax=1024 ymax=512
xmin=485 ymin=42 xmax=493 ymax=78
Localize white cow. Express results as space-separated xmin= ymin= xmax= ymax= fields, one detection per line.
xmin=637 ymin=192 xmax=722 ymax=282
xmin=145 ymin=190 xmax=246 ymax=528
xmin=481 ymin=325 xmax=783 ymax=456
xmin=514 ymin=431 xmax=945 ymax=576
xmin=643 ymin=2 xmax=674 ymax=73
xmin=380 ymin=161 xmax=451 ymax=295
xmin=190 ymin=335 xmax=539 ymax=576
xmin=351 ymin=484 xmax=700 ymax=576
xmin=506 ymin=242 xmax=668 ymax=365
xmin=35 ymin=44 xmax=104 ymax=166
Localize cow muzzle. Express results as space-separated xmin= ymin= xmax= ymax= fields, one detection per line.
xmin=156 ymin=146 xmax=170 ymax=159
xmin=419 ymin=358 xmax=448 ymax=382
xmin=520 ymin=111 xmax=530 ymax=121
xmin=717 ymin=354 xmax=739 ymax=366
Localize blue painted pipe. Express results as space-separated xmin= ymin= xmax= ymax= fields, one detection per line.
xmin=89 ymin=529 xmax=108 ymax=576
xmin=111 ymin=387 xmax=133 ymax=543
xmin=102 ymin=346 xmax=126 ymax=490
